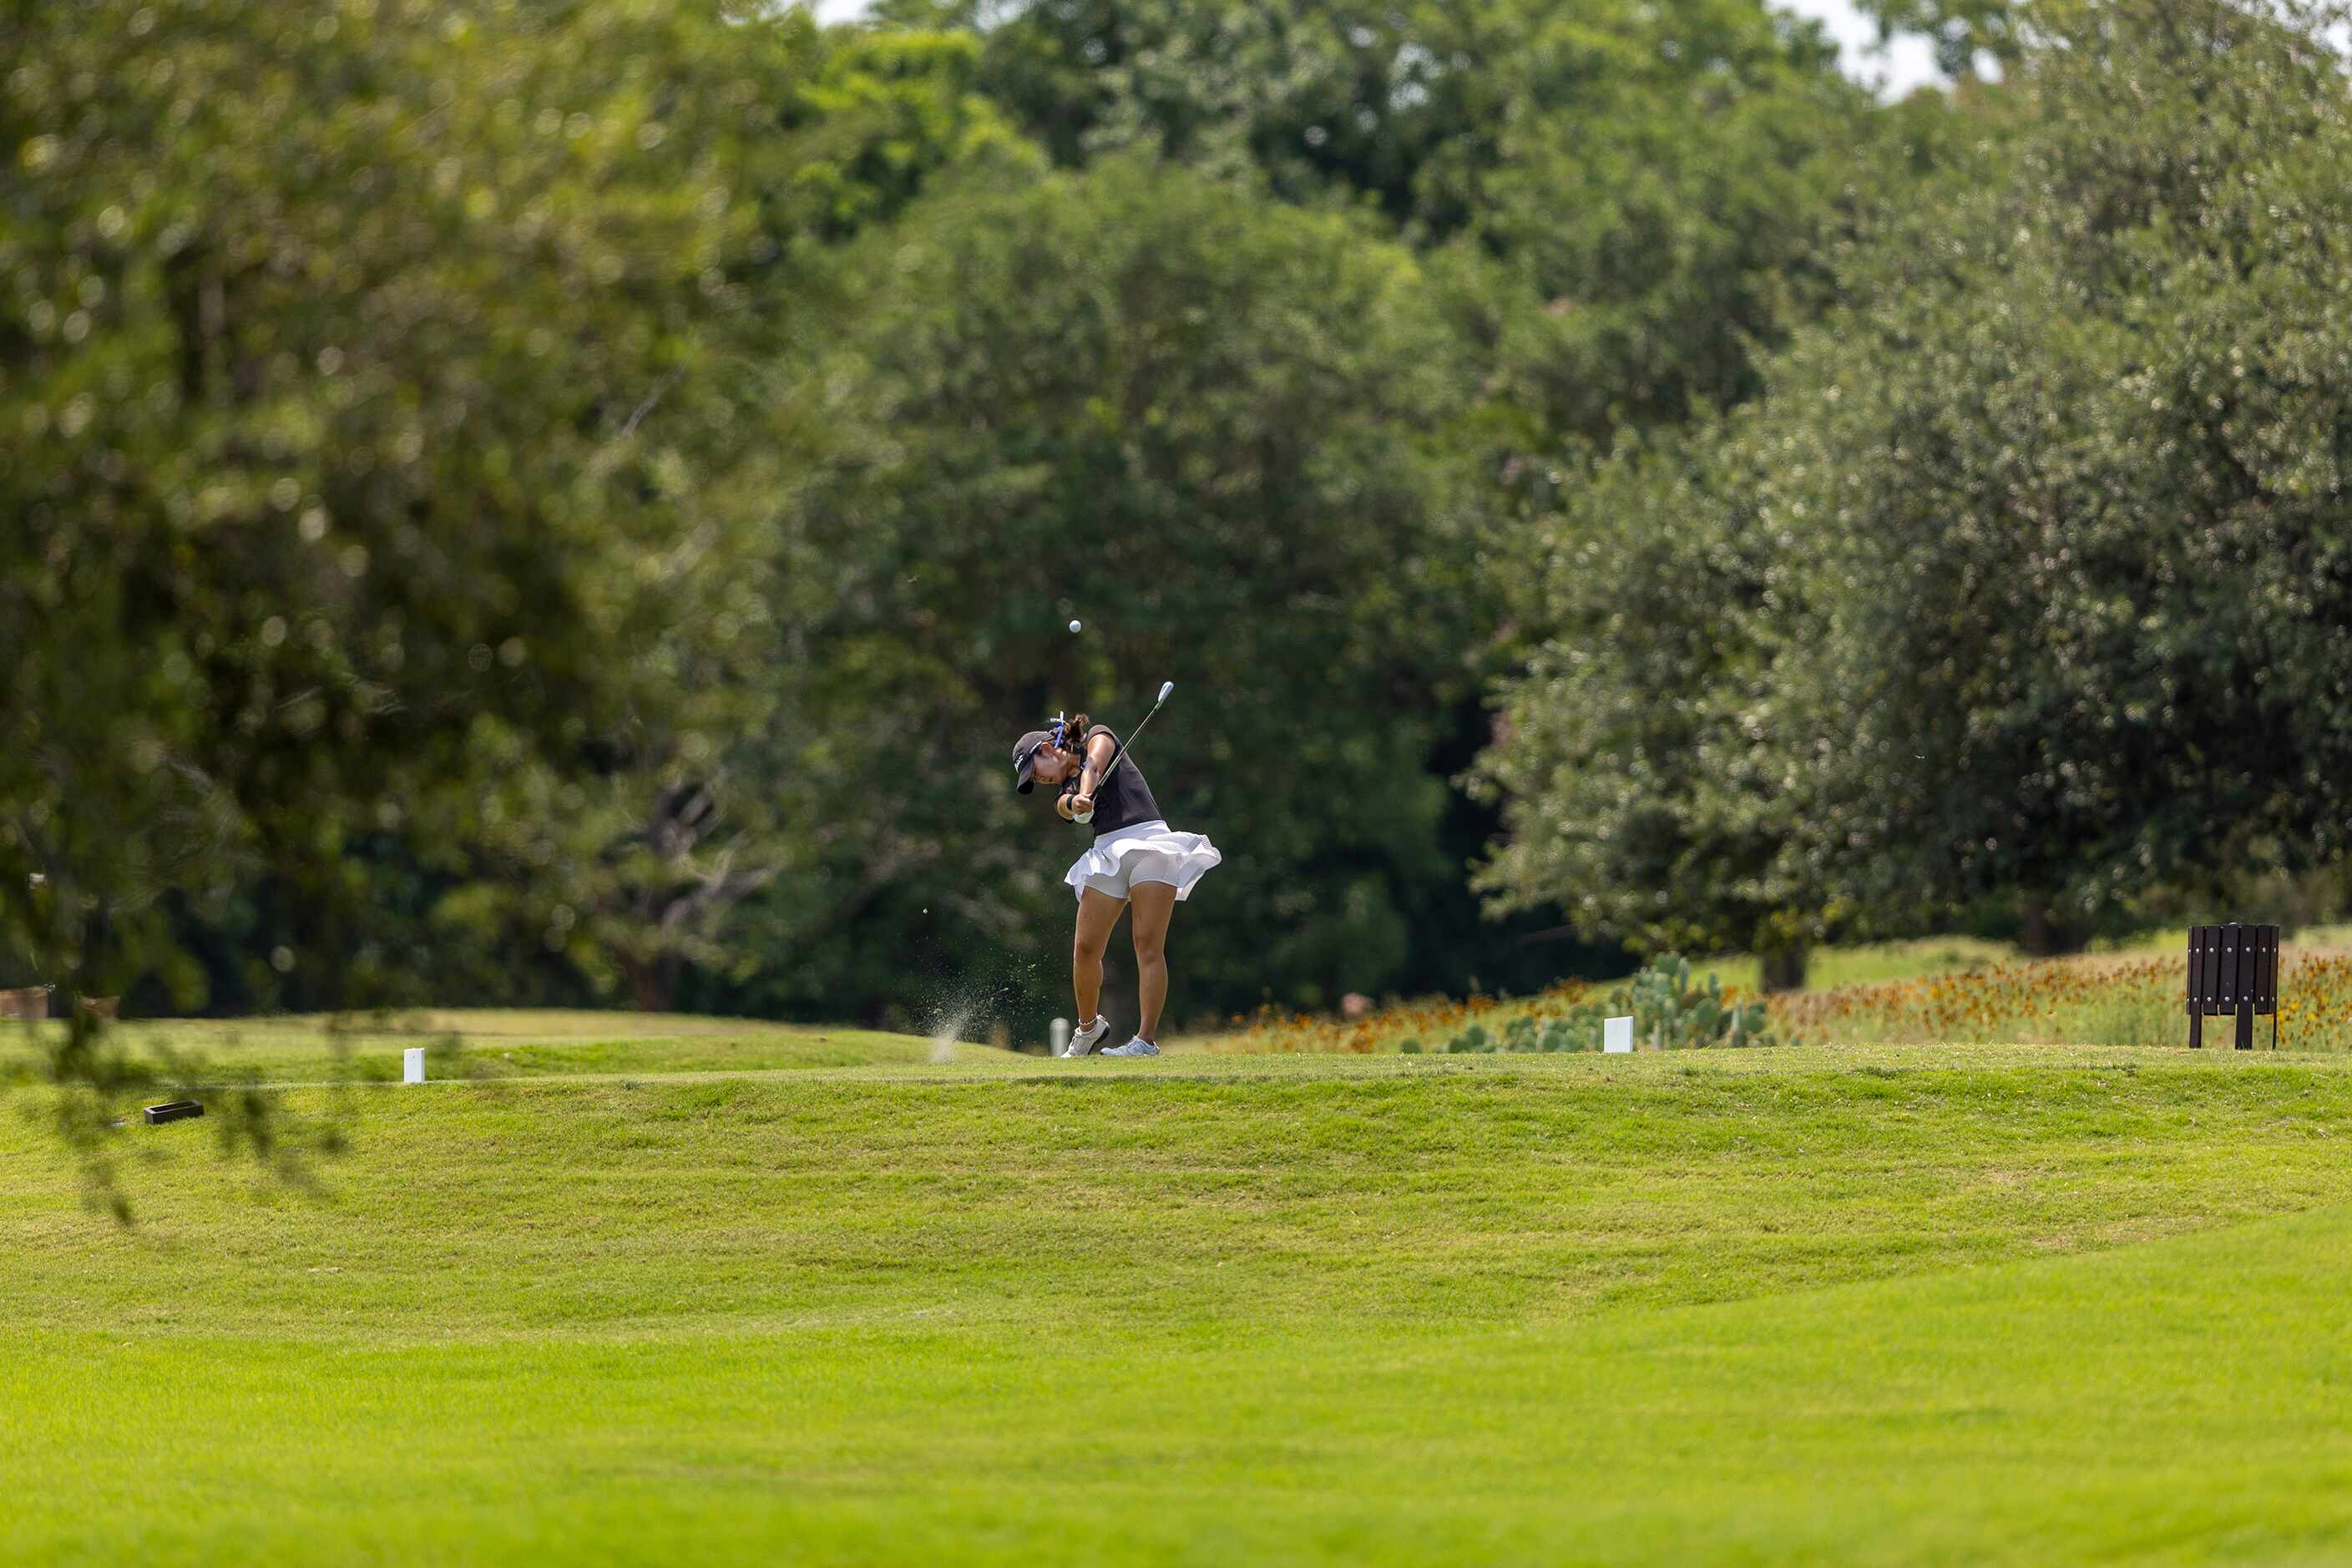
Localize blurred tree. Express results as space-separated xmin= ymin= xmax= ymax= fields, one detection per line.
xmin=489 ymin=8 xmax=1045 ymax=1015
xmin=0 ymin=1 xmax=1047 ymax=1049
xmin=0 ymin=0 xmax=800 ymax=1172
xmin=1471 ymin=436 xmax=1834 ymax=989
xmin=899 ymin=0 xmax=1881 ymax=454
xmin=731 ymin=155 xmax=1495 ymax=1022
xmin=847 ymin=0 xmax=1909 ymax=1010
xmin=776 ymin=20 xmax=1039 ymax=244
xmin=1850 ymin=0 xmax=2018 ymax=79
xmin=1483 ymin=0 xmax=2352 ymax=967
xmin=1760 ymin=0 xmax=2352 ymax=948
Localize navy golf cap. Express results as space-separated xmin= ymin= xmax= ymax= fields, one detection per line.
xmin=1012 ymin=729 xmax=1055 ymax=793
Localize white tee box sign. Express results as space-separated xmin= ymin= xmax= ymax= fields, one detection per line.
xmin=1603 ymin=1016 xmax=1634 ymax=1054
xmin=402 ymin=1046 xmax=425 ymax=1084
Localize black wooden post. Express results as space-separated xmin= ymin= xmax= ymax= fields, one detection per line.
xmin=2260 ymin=924 xmax=2281 ymax=1050
xmin=2187 ymin=925 xmax=2205 ymax=1050
xmin=2227 ymin=923 xmax=2253 ymax=1050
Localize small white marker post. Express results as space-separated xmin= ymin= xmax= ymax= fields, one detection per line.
xmin=1603 ymin=1016 xmax=1634 ymax=1055
xmin=1048 ymin=1018 xmax=1070 ymax=1056
xmin=402 ymin=1046 xmax=425 ymax=1085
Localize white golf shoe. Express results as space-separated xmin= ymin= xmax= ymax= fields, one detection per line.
xmin=1062 ymin=1015 xmax=1113 ymax=1057
xmin=1100 ymin=1037 xmax=1161 ymax=1057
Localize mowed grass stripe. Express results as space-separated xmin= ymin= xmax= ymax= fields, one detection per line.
xmin=2 ymin=1057 xmax=2349 ymax=1342
xmin=7 ymin=1202 xmax=2351 ymax=1565
xmin=6 ymin=1049 xmax=2351 ymax=1563
xmin=3 ymin=1012 xmax=952 ymax=1084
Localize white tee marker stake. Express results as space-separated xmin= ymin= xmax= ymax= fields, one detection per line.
xmin=402 ymin=1047 xmax=425 ymax=1084
xmin=1603 ymin=1016 xmax=1634 ymax=1055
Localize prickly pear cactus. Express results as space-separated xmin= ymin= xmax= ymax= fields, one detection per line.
xmin=1538 ymin=1017 xmax=1584 ymax=1053
xmin=1446 ymin=1023 xmax=1495 ymax=1054
xmin=1612 ymin=955 xmax=1787 ymax=1050
xmin=1437 ymin=959 xmax=1785 ymax=1058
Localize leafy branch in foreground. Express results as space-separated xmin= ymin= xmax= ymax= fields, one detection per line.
xmin=0 ymin=0 xmax=803 ymax=1201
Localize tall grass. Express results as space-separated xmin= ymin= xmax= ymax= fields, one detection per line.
xmin=1208 ymin=984 xmax=1602 ymax=1055
xmin=1218 ymin=948 xmax=2352 ymax=1054
xmin=1782 ymin=952 xmax=2352 ymax=1051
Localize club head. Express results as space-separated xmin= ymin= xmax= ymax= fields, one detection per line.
xmin=1156 ymin=680 xmax=1175 ymax=703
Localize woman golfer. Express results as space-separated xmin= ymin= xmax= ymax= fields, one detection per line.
xmin=1012 ymin=714 xmax=1221 ymax=1057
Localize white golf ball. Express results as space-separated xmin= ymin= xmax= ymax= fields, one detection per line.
xmin=1068 ymin=619 xmax=1083 ymax=633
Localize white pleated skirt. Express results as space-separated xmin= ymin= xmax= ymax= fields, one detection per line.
xmin=1065 ymin=818 xmax=1223 ymax=902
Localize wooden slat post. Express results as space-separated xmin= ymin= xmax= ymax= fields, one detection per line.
xmin=2187 ymin=925 xmax=2205 ymax=1050
xmin=2261 ymin=924 xmax=2281 ymax=1050
xmin=2228 ymin=923 xmax=2254 ymax=1050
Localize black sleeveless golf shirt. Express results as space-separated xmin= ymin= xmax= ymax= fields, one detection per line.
xmin=1075 ymin=725 xmax=1161 ymax=837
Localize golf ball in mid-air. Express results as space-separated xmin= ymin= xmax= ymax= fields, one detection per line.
xmin=1068 ymin=619 xmax=1083 ymax=633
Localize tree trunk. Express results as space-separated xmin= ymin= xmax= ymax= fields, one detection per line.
xmin=623 ymin=953 xmax=678 ymax=1013
xmin=2019 ymin=895 xmax=2088 ymax=958
xmin=1759 ymin=945 xmax=1808 ymax=993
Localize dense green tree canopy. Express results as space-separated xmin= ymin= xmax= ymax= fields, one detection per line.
xmin=1766 ymin=0 xmax=2352 ymax=929
xmin=20 ymin=0 xmax=2352 ymax=1089
xmin=1472 ymin=433 xmax=1834 ymax=985
xmin=731 ymin=155 xmax=1493 ymax=1021
xmin=1853 ymin=0 xmax=2018 ymax=78
xmin=1483 ymin=0 xmax=2352 ymax=964
xmin=0 ymin=0 xmax=808 ymax=1132
xmin=952 ymin=0 xmax=1878 ymax=437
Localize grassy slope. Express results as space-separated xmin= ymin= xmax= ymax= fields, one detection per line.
xmin=6 ymin=1036 xmax=2352 ymax=1563
xmin=19 ymin=1010 xmax=956 ymax=1082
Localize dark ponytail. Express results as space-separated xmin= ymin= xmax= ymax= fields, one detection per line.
xmin=1053 ymin=714 xmax=1095 ymax=799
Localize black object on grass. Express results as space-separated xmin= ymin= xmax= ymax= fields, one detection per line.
xmin=2187 ymin=923 xmax=2279 ymax=1050
xmin=144 ymin=1100 xmax=205 ymax=1125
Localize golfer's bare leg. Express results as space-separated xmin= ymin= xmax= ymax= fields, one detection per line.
xmin=1128 ymin=882 xmax=1176 ymax=1043
xmin=1073 ymin=888 xmax=1125 ymax=1028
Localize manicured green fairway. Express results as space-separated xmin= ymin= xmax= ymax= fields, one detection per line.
xmin=68 ymin=1009 xmax=952 ymax=1082
xmin=5 ymin=1021 xmax=2351 ymax=1564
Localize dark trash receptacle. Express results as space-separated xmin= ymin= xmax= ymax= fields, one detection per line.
xmin=2186 ymin=923 xmax=2279 ymax=1050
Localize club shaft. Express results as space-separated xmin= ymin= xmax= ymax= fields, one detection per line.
xmin=1074 ymin=695 xmax=1167 ymax=806
xmin=1113 ymin=699 xmax=1167 ymax=771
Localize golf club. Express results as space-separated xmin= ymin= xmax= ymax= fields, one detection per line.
xmin=1115 ymin=680 xmax=1176 ymax=770
xmin=1065 ymin=680 xmax=1174 ymax=824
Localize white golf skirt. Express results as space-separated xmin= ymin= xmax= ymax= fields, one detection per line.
xmin=1066 ymin=819 xmax=1222 ymax=903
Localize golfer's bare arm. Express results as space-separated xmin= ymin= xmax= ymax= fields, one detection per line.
xmin=1075 ymin=733 xmax=1118 ymax=803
